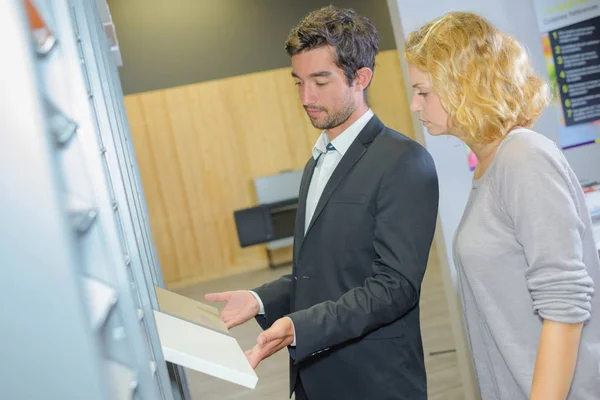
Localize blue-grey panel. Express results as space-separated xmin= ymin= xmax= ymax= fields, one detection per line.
xmin=0 ymin=2 xmax=108 ymax=399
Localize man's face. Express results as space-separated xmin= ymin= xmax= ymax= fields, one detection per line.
xmin=291 ymin=46 xmax=356 ymax=130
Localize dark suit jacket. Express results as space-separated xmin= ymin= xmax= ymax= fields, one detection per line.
xmin=253 ymin=115 xmax=439 ymax=400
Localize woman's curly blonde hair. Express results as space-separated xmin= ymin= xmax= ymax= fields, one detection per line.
xmin=404 ymin=12 xmax=551 ymax=144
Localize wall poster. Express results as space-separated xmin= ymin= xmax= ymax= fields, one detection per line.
xmin=533 ymin=0 xmax=600 ymax=149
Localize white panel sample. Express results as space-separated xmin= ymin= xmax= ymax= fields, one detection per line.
xmin=153 ymin=310 xmax=258 ymax=389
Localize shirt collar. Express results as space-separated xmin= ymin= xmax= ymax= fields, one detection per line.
xmin=311 ymin=109 xmax=374 ymax=160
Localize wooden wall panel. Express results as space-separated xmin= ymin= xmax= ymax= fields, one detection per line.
xmin=124 ymin=49 xmax=414 ymax=288
xmin=370 ymin=50 xmax=415 ymax=137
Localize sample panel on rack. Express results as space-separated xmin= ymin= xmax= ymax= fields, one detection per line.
xmin=153 ymin=310 xmax=258 ymax=389
xmin=155 ymin=287 xmax=229 ymax=335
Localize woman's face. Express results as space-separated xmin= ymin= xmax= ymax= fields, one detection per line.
xmin=407 ymin=65 xmax=449 ymax=136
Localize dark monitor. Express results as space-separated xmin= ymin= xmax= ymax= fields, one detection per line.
xmin=233 ymin=205 xmax=273 ymax=247
xmin=233 ymin=199 xmax=298 ymax=248
xmin=270 ymin=203 xmax=297 ymax=239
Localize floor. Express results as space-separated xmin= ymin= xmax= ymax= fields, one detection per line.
xmin=175 ymin=248 xmax=464 ymax=399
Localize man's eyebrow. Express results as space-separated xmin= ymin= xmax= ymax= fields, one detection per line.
xmin=291 ymin=71 xmax=333 ymax=79
xmin=309 ymin=71 xmax=332 ymax=78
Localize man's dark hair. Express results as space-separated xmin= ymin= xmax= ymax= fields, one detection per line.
xmin=285 ymin=5 xmax=379 ymax=89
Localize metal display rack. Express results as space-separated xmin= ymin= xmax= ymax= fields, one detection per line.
xmin=1 ymin=0 xmax=190 ymax=398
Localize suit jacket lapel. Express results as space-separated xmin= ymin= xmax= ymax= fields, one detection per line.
xmin=294 ymin=156 xmax=317 ymax=261
xmin=303 ymin=141 xmax=366 ymax=238
xmin=303 ymin=115 xmax=384 ymax=238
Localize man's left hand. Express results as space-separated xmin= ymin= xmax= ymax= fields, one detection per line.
xmin=245 ymin=317 xmax=295 ymax=369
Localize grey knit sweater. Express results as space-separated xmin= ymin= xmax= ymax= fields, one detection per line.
xmin=454 ymin=128 xmax=600 ymax=399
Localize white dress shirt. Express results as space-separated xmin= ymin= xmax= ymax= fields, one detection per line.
xmin=251 ymin=109 xmax=375 ymax=346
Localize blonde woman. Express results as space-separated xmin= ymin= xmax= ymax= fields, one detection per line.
xmin=404 ymin=12 xmax=600 ymax=400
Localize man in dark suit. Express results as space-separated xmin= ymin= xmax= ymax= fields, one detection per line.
xmin=205 ymin=6 xmax=439 ymax=400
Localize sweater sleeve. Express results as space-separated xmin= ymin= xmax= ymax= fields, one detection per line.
xmin=494 ymin=133 xmax=594 ymax=324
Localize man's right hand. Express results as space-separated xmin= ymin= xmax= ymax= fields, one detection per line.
xmin=204 ymin=290 xmax=260 ymax=329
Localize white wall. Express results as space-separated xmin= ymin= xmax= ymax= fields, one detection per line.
xmin=387 ymin=0 xmax=600 ymax=399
